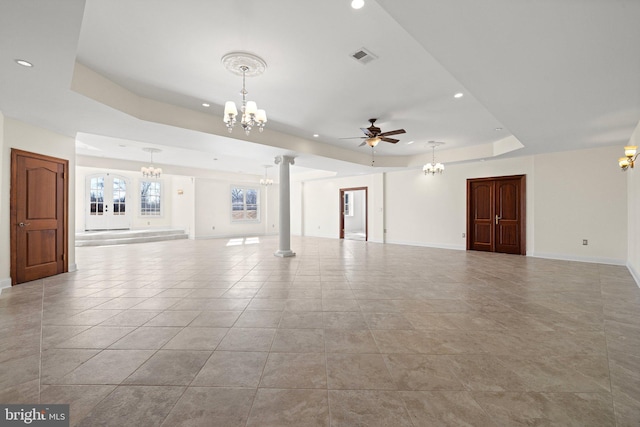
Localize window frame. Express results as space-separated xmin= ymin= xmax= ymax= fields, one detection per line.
xmin=231 ymin=185 xmax=260 ymax=223
xmin=140 ymin=179 xmax=163 ymax=217
xmin=344 ymin=191 xmax=354 ymax=217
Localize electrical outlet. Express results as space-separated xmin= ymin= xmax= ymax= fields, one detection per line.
xmin=212 ymin=226 xmax=215 ymax=230
xmin=462 ymin=233 xmax=466 ymax=238
xmin=582 ymin=239 xmax=588 ymax=245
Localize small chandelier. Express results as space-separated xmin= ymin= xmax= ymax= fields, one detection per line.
xmin=423 ymin=141 xmax=445 ymax=175
xmin=222 ymin=52 xmax=267 ymax=136
xmin=141 ymin=147 xmax=162 ymax=178
xmin=619 ymin=145 xmax=638 ymax=171
xmin=260 ymin=165 xmax=273 ymax=186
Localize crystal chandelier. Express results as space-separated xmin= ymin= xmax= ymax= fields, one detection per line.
xmin=141 ymin=148 xmax=162 ymax=178
xmin=260 ymin=165 xmax=273 ymax=186
xmin=222 ymin=52 xmax=267 ymax=136
xmin=423 ymin=142 xmax=445 ymax=175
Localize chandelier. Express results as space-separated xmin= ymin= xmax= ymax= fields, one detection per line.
xmin=141 ymin=148 xmax=162 ymax=178
xmin=260 ymin=165 xmax=273 ymax=186
xmin=618 ymin=145 xmax=638 ymax=171
xmin=222 ymin=52 xmax=267 ymax=136
xmin=423 ymin=141 xmax=445 ymax=175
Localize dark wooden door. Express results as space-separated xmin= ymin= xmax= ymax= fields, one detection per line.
xmin=467 ymin=175 xmax=525 ymax=255
xmin=11 ymin=149 xmax=68 ymax=285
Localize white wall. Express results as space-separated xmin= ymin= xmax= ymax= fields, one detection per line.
xmin=194 ymin=178 xmax=278 ymax=239
xmin=0 ymin=112 xmax=7 ymax=288
xmin=75 ymin=166 xmax=188 ymax=232
xmin=300 ymin=146 xmax=628 ymax=265
xmin=386 ymin=155 xmax=534 ymax=250
xmin=1 ymin=118 xmax=77 ymax=288
xmin=533 ymin=146 xmax=627 ymax=263
xmin=301 ymin=174 xmax=385 ymax=242
xmin=627 ymin=123 xmax=640 ymax=283
xmin=171 ymin=176 xmax=196 ymax=239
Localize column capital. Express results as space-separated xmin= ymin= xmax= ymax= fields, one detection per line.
xmin=274 ymin=155 xmax=295 ymax=166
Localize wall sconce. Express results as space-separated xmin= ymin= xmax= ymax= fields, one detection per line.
xmin=619 ymin=145 xmax=638 ymax=171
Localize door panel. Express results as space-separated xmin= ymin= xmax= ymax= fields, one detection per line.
xmin=86 ymin=174 xmax=130 ymax=230
xmin=469 ymin=181 xmax=494 ymax=251
xmin=495 ymin=179 xmax=522 ymax=254
xmin=11 ymin=149 xmax=68 ymax=285
xmin=467 ymin=175 xmax=525 ymax=255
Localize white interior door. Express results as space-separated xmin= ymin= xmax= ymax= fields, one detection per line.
xmin=85 ymin=173 xmax=131 ymax=230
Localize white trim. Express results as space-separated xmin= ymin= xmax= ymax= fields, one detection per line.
xmin=139 ymin=179 xmax=164 ymax=218
xmin=385 ymin=239 xmax=466 ymax=251
xmin=195 ymin=232 xmax=270 ymax=240
xmin=627 ymin=262 xmax=640 ymax=289
xmin=0 ymin=277 xmax=11 ymax=291
xmin=68 ymin=263 xmax=78 ymax=273
xmin=230 ymin=184 xmax=261 ymax=223
xmin=529 ymin=252 xmax=626 ymax=266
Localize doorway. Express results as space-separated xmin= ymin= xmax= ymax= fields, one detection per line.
xmin=10 ymin=149 xmax=68 ymax=285
xmin=85 ymin=173 xmax=131 ymax=230
xmin=340 ymin=187 xmax=368 ymax=241
xmin=467 ymin=175 xmax=526 ymax=255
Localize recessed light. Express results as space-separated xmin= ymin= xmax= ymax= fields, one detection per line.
xmin=351 ymin=0 xmax=364 ymax=9
xmin=313 ymin=134 xmax=319 ymax=138
xmin=495 ymin=127 xmax=503 ymax=131
xmin=202 ymin=103 xmax=210 ymax=107
xmin=454 ymin=92 xmax=464 ymax=98
xmin=15 ymin=59 xmax=33 ymax=68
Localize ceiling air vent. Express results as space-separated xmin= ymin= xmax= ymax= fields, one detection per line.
xmin=351 ymin=48 xmax=378 ymax=65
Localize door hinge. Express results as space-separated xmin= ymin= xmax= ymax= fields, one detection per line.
xmin=61 ymin=254 xmax=66 ymax=261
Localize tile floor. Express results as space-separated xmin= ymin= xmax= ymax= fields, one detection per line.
xmin=1 ymin=236 xmax=639 ymax=426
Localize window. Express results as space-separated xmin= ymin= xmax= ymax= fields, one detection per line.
xmin=112 ymin=178 xmax=126 ymax=215
xmin=231 ymin=186 xmax=259 ymax=221
xmin=344 ymin=191 xmax=354 ymax=216
xmin=89 ymin=176 xmax=104 ymax=215
xmin=141 ymin=181 xmax=161 ymax=216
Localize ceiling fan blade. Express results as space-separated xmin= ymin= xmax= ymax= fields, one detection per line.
xmin=360 ymin=128 xmax=375 ymax=137
xmin=378 ymin=129 xmax=406 ymax=137
xmin=358 ymin=141 xmax=367 ymax=147
xmin=339 ymin=136 xmax=366 ymax=140
xmin=381 ymin=137 xmax=399 ymax=144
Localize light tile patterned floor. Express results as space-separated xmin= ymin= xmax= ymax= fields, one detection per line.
xmin=1 ymin=236 xmax=639 ymax=426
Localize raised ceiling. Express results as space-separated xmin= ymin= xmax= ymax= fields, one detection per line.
xmin=1 ymin=0 xmax=639 ymax=176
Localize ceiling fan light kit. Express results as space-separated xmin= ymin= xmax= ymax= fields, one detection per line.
xmin=222 ymin=52 xmax=267 ymax=136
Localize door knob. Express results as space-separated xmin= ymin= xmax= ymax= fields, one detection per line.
xmin=19 ymin=222 xmax=31 ymax=227
xmin=495 ymin=215 xmax=501 ymax=225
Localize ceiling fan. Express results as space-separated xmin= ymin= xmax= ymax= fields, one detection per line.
xmin=343 ymin=118 xmax=406 ymax=147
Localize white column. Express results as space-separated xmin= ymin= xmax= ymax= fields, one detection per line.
xmin=274 ymin=155 xmax=296 ymax=257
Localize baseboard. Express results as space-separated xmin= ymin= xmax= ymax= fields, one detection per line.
xmin=628 ymin=263 xmax=640 ymax=289
xmin=530 ymin=252 xmax=626 ymax=266
xmin=385 ymin=239 xmax=466 ymax=251
xmin=0 ymin=277 xmax=12 ymax=292
xmin=195 ymin=233 xmax=277 ymax=240
xmin=68 ymin=263 xmax=78 ymax=273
